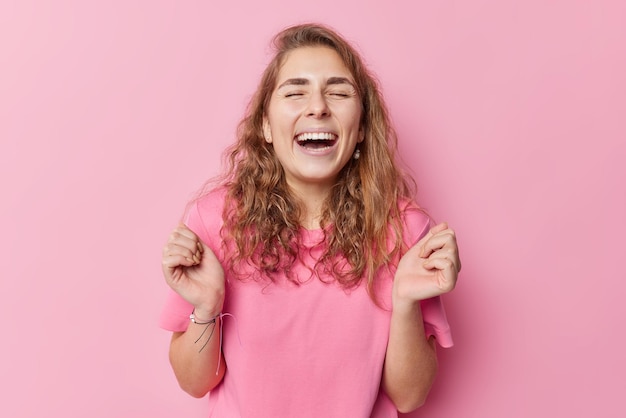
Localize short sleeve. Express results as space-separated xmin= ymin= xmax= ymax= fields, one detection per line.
xmin=159 ymin=289 xmax=193 ymax=332
xmin=421 ymin=296 xmax=454 ymax=348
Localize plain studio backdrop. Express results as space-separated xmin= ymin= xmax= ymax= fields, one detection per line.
xmin=1 ymin=1 xmax=624 ymax=417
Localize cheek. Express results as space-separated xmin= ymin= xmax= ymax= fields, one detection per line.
xmin=336 ymin=106 xmax=362 ymax=130
xmin=269 ymin=103 xmax=302 ymax=129
xmin=331 ymin=99 xmax=361 ymax=118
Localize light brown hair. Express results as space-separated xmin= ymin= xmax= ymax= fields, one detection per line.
xmin=214 ymin=23 xmax=415 ymax=299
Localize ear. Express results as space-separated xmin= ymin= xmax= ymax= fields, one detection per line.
xmin=263 ymin=117 xmax=272 ymax=143
xmin=358 ymin=127 xmax=365 ymax=143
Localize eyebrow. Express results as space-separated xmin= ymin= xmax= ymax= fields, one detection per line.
xmin=327 ymin=77 xmax=354 ymax=86
xmin=277 ymin=77 xmax=355 ymax=89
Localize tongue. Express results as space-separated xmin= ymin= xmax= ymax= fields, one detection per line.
xmin=301 ymin=140 xmax=333 ymax=149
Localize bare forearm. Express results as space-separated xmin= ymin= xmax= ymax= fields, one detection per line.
xmin=383 ymin=301 xmax=438 ymax=413
xmin=169 ymin=315 xmax=225 ymax=398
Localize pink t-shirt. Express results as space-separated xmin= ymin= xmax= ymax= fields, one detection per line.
xmin=159 ymin=189 xmax=453 ymax=418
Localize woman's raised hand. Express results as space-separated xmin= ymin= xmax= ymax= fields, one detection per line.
xmin=161 ymin=224 xmax=225 ymax=318
xmin=393 ymin=223 xmax=461 ymax=304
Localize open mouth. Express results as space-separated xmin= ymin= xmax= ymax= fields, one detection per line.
xmin=296 ymin=132 xmax=338 ymax=149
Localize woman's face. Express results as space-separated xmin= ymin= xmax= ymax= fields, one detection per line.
xmin=264 ymin=46 xmax=363 ymax=194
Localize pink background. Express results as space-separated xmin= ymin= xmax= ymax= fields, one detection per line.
xmin=2 ymin=1 xmax=625 ymax=417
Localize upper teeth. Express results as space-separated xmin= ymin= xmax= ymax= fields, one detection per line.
xmin=297 ymin=132 xmax=336 ymax=141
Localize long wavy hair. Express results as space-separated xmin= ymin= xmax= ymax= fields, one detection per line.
xmin=210 ymin=23 xmax=415 ymax=299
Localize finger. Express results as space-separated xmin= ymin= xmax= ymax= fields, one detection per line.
xmin=162 ymin=242 xmax=201 ymax=261
xmin=422 ymin=258 xmax=457 ymax=292
xmin=416 ymin=222 xmax=448 ymax=246
xmin=197 ymin=239 xmax=209 ymax=254
xmin=423 ymin=256 xmax=453 ymax=271
xmin=174 ymin=223 xmax=198 ymax=240
xmin=415 ymin=222 xmax=448 ymax=248
xmin=419 ymin=228 xmax=456 ymax=258
xmin=167 ymin=230 xmax=202 ymax=260
xmin=171 ymin=225 xmax=203 ymax=251
xmin=424 ymin=247 xmax=461 ymax=272
xmin=161 ymin=253 xmax=198 ymax=276
xmin=175 ymin=224 xmax=207 ymax=256
xmin=163 ymin=241 xmax=201 ymax=264
xmin=169 ymin=228 xmax=198 ymax=247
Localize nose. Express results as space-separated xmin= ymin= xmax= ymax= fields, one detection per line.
xmin=305 ymin=91 xmax=330 ymax=118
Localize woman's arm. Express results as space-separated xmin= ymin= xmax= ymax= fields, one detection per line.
xmin=383 ymin=223 xmax=460 ymax=412
xmin=382 ymin=301 xmax=437 ymax=412
xmin=162 ymin=224 xmax=227 ymax=397
xmin=169 ymin=314 xmax=225 ymax=397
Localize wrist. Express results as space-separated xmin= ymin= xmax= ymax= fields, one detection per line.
xmin=191 ymin=305 xmax=222 ymax=323
xmin=192 ymin=290 xmax=224 ymax=321
xmin=391 ymin=294 xmax=423 ymax=317
xmin=392 ymin=277 xmax=434 ymax=307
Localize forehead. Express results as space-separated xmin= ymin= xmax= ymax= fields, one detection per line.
xmin=276 ymin=46 xmax=354 ymax=82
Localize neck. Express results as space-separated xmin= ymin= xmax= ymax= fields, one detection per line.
xmin=289 ymin=182 xmax=332 ymax=230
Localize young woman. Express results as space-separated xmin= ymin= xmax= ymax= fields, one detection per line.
xmin=160 ymin=23 xmax=460 ymax=417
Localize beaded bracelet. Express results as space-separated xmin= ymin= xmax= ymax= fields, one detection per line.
xmin=189 ymin=310 xmax=220 ymax=325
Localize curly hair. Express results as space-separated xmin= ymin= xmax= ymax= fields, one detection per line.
xmin=209 ymin=23 xmax=415 ymax=300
